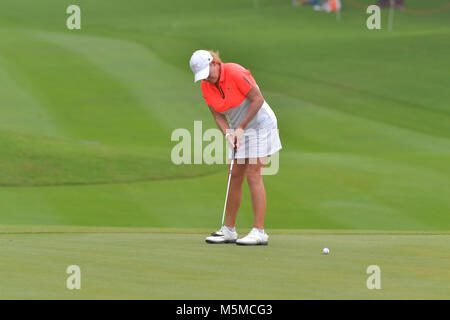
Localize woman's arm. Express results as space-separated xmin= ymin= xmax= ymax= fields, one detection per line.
xmin=233 ymin=86 xmax=264 ymax=151
xmin=208 ymin=105 xmax=236 ymax=149
xmin=208 ymin=105 xmax=230 ymax=135
xmin=236 ymin=86 xmax=264 ymax=131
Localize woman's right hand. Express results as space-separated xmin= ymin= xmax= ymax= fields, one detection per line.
xmin=226 ymin=132 xmax=236 ymax=151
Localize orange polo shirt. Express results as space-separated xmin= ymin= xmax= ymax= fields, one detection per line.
xmin=201 ymin=63 xmax=257 ymax=113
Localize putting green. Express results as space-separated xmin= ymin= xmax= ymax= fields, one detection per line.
xmin=0 ymin=226 xmax=449 ymax=299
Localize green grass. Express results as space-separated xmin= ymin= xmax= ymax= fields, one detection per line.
xmin=0 ymin=0 xmax=449 ymax=299
xmin=0 ymin=129 xmax=219 ymax=186
xmin=0 ymin=225 xmax=449 ymax=299
xmin=0 ymin=0 xmax=448 ymax=229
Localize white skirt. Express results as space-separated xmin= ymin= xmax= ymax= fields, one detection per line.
xmin=224 ymin=100 xmax=282 ymax=159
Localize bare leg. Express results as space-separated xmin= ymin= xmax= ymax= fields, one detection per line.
xmin=224 ymin=160 xmax=248 ymax=228
xmin=246 ymin=157 xmax=267 ymax=230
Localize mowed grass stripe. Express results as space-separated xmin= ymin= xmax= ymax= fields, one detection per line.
xmin=269 ymin=90 xmax=450 ymax=155
xmin=259 ymin=67 xmax=450 ymax=140
xmin=34 ymin=30 xmax=211 ymax=129
xmin=0 ymin=29 xmax=162 ymax=149
xmin=0 ymin=51 xmax=62 ymax=138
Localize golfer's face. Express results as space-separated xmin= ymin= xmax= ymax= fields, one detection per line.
xmin=205 ymin=62 xmax=220 ymax=84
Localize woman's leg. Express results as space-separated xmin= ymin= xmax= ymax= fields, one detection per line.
xmin=224 ymin=160 xmax=248 ymax=228
xmin=246 ymin=157 xmax=268 ymax=229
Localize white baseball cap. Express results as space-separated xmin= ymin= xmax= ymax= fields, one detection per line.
xmin=189 ymin=50 xmax=213 ymax=82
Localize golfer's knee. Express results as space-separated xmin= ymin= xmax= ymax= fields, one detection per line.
xmin=231 ymin=170 xmax=245 ymax=184
xmin=246 ymin=169 xmax=262 ymax=186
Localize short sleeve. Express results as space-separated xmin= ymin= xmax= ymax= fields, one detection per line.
xmin=200 ymin=81 xmax=210 ymax=106
xmin=230 ymin=66 xmax=256 ymax=96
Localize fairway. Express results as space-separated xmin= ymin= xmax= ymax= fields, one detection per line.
xmin=0 ymin=0 xmax=449 ymax=300
xmin=1 ymin=226 xmax=449 ymax=299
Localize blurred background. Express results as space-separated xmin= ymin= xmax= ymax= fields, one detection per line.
xmin=0 ymin=0 xmax=449 ymax=231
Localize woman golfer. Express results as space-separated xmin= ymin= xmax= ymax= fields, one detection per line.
xmin=189 ymin=50 xmax=282 ymax=245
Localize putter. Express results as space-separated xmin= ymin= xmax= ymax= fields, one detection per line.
xmin=210 ymin=141 xmax=237 ymax=236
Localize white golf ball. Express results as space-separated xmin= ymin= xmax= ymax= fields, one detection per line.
xmin=322 ymin=248 xmax=330 ymax=255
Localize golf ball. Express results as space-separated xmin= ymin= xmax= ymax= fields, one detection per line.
xmin=322 ymin=248 xmax=330 ymax=255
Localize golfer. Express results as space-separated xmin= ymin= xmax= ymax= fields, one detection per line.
xmin=189 ymin=50 xmax=282 ymax=245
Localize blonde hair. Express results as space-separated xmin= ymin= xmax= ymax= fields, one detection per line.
xmin=208 ymin=50 xmax=222 ymax=63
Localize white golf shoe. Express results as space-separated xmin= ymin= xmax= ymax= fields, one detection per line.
xmin=210 ymin=226 xmax=224 ymax=237
xmin=236 ymin=228 xmax=269 ymax=246
xmin=205 ymin=226 xmax=238 ymax=244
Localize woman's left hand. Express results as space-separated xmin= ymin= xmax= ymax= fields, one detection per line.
xmin=234 ymin=127 xmax=244 ymax=152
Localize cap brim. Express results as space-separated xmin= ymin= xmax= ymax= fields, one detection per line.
xmin=194 ymin=66 xmax=210 ymax=83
